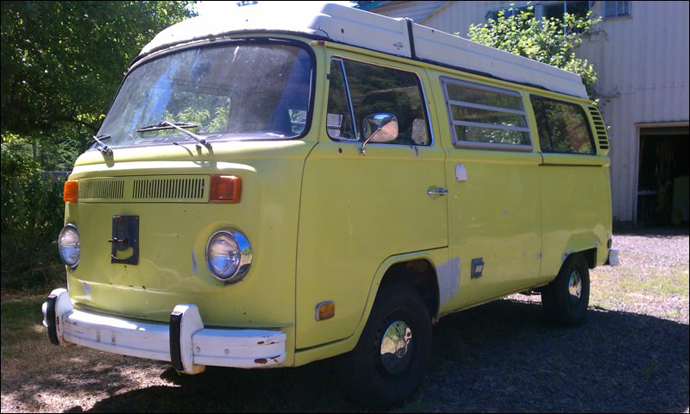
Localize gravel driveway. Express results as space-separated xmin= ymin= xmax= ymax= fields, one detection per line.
xmin=2 ymin=229 xmax=688 ymax=412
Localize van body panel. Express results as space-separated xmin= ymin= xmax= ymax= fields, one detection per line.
xmin=294 ymin=50 xmax=448 ymax=350
xmin=296 ymin=141 xmax=448 ymax=349
xmin=425 ymin=73 xmax=543 ymax=310
xmin=293 ymin=247 xmax=449 ymax=366
xmin=65 ymin=140 xmax=315 ymax=336
xmin=443 ymin=149 xmax=543 ymax=309
xmin=538 ymin=158 xmax=613 ymax=281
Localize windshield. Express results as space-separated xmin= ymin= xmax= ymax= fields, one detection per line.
xmin=96 ymin=42 xmax=313 ymax=149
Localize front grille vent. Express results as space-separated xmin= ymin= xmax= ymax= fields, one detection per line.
xmin=132 ymin=177 xmax=206 ymax=201
xmin=588 ymin=106 xmax=609 ymax=153
xmin=79 ymin=180 xmax=125 ymax=200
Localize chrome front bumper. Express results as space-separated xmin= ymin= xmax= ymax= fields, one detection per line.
xmin=42 ymin=288 xmax=286 ymax=373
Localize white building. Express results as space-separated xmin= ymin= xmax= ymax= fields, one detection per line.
xmin=363 ymin=1 xmax=690 ymax=226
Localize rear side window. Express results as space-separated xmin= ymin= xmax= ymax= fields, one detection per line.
xmin=531 ymin=96 xmax=595 ymax=154
xmin=441 ymin=78 xmax=531 ymax=150
xmin=326 ymin=58 xmax=430 ymax=146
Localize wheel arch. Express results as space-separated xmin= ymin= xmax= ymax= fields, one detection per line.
xmin=357 ymin=249 xmax=446 ymax=339
xmin=378 ymin=258 xmax=440 ymax=319
xmin=293 ymin=248 xmax=447 ymax=367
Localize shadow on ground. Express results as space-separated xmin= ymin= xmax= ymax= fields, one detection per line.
xmin=45 ymin=300 xmax=688 ymax=413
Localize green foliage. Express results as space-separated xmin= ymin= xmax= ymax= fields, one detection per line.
xmin=143 ymin=105 xmax=230 ymax=140
xmin=170 ymin=104 xmax=230 ymax=134
xmin=467 ymin=4 xmax=601 ymax=99
xmin=1 ymin=1 xmax=196 ymax=137
xmin=1 ymin=136 xmax=66 ymax=290
xmin=1 ymin=2 xmax=197 ymax=289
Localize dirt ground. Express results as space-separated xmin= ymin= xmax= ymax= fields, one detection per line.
xmin=1 ymin=229 xmax=688 ymax=412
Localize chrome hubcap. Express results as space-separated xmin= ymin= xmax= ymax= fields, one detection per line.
xmin=380 ymin=320 xmax=413 ymax=375
xmin=568 ymin=270 xmax=582 ymax=299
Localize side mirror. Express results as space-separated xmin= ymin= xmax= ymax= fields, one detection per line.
xmin=359 ymin=113 xmax=398 ymax=155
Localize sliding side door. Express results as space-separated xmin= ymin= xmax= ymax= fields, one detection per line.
xmin=438 ymin=77 xmax=542 ymax=311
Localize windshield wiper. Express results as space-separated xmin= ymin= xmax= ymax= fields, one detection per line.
xmin=136 ymin=121 xmax=199 ymax=132
xmin=88 ymin=134 xmax=113 ymax=155
xmin=136 ymin=121 xmax=211 ymax=149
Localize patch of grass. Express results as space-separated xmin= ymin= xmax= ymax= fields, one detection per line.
xmin=616 ymin=271 xmax=689 ymax=296
xmin=0 ymin=295 xmax=47 ymax=359
xmin=662 ymin=307 xmax=683 ymax=320
xmin=663 ymin=272 xmax=690 ymax=295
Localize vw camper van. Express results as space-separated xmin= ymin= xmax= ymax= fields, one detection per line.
xmin=44 ymin=4 xmax=619 ymax=407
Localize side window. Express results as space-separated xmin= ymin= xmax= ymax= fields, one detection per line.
xmin=341 ymin=60 xmax=430 ymax=146
xmin=531 ymin=96 xmax=595 ymax=155
xmin=442 ymin=78 xmax=531 ymax=149
xmin=326 ymin=59 xmax=355 ymax=140
xmin=604 ymin=1 xmax=631 ymax=18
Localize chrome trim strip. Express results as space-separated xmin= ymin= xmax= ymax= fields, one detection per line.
xmin=338 ymin=58 xmax=359 ymax=141
xmin=452 ymin=141 xmax=534 ymax=152
xmin=427 ymin=188 xmax=449 ymax=195
xmin=447 ymin=99 xmax=527 ymax=116
xmin=441 ymin=76 xmax=523 ymax=98
xmin=452 ymin=120 xmax=530 ymax=133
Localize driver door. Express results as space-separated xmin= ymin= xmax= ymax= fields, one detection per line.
xmin=295 ymin=55 xmax=448 ymax=350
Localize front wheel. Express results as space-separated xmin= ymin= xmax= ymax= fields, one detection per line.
xmin=337 ymin=284 xmax=432 ymax=409
xmin=541 ymin=254 xmax=590 ymax=326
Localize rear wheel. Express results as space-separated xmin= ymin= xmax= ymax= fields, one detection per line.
xmin=337 ymin=284 xmax=432 ymax=409
xmin=541 ymin=254 xmax=590 ymax=326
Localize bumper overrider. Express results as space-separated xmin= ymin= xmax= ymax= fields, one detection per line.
xmin=42 ymin=288 xmax=287 ymax=373
xmin=606 ymin=249 xmax=620 ymax=266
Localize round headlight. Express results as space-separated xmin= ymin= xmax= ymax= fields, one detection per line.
xmin=58 ymin=224 xmax=80 ymax=269
xmin=206 ymin=230 xmax=252 ymax=282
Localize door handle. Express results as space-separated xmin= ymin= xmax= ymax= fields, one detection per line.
xmin=427 ymin=188 xmax=449 ymax=196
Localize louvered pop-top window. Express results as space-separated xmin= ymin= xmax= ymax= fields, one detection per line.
xmin=441 ymin=78 xmax=532 ymax=151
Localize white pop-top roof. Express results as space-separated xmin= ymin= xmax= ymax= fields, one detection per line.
xmin=139 ymin=3 xmax=589 ymax=99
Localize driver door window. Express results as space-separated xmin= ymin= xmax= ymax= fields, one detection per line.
xmin=326 ymin=58 xmax=430 ymax=146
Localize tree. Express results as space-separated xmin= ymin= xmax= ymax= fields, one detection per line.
xmin=0 ymin=2 xmax=196 ymax=288
xmin=1 ymin=1 xmax=196 ymax=167
xmin=467 ymin=4 xmax=600 ymax=99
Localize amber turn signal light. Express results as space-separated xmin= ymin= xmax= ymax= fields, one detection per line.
xmin=63 ymin=180 xmax=78 ymax=203
xmin=210 ymin=175 xmax=241 ymax=203
xmin=315 ymin=301 xmax=335 ymax=321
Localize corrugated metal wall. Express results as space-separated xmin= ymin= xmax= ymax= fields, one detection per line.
xmin=371 ymin=1 xmax=690 ymax=222
xmin=576 ymin=1 xmax=690 ymax=222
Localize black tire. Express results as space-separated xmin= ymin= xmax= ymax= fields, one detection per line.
xmin=541 ymin=254 xmax=590 ymax=326
xmin=337 ymin=284 xmax=432 ymax=409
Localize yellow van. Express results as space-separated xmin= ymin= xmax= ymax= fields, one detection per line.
xmin=43 ymin=4 xmax=619 ymax=407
